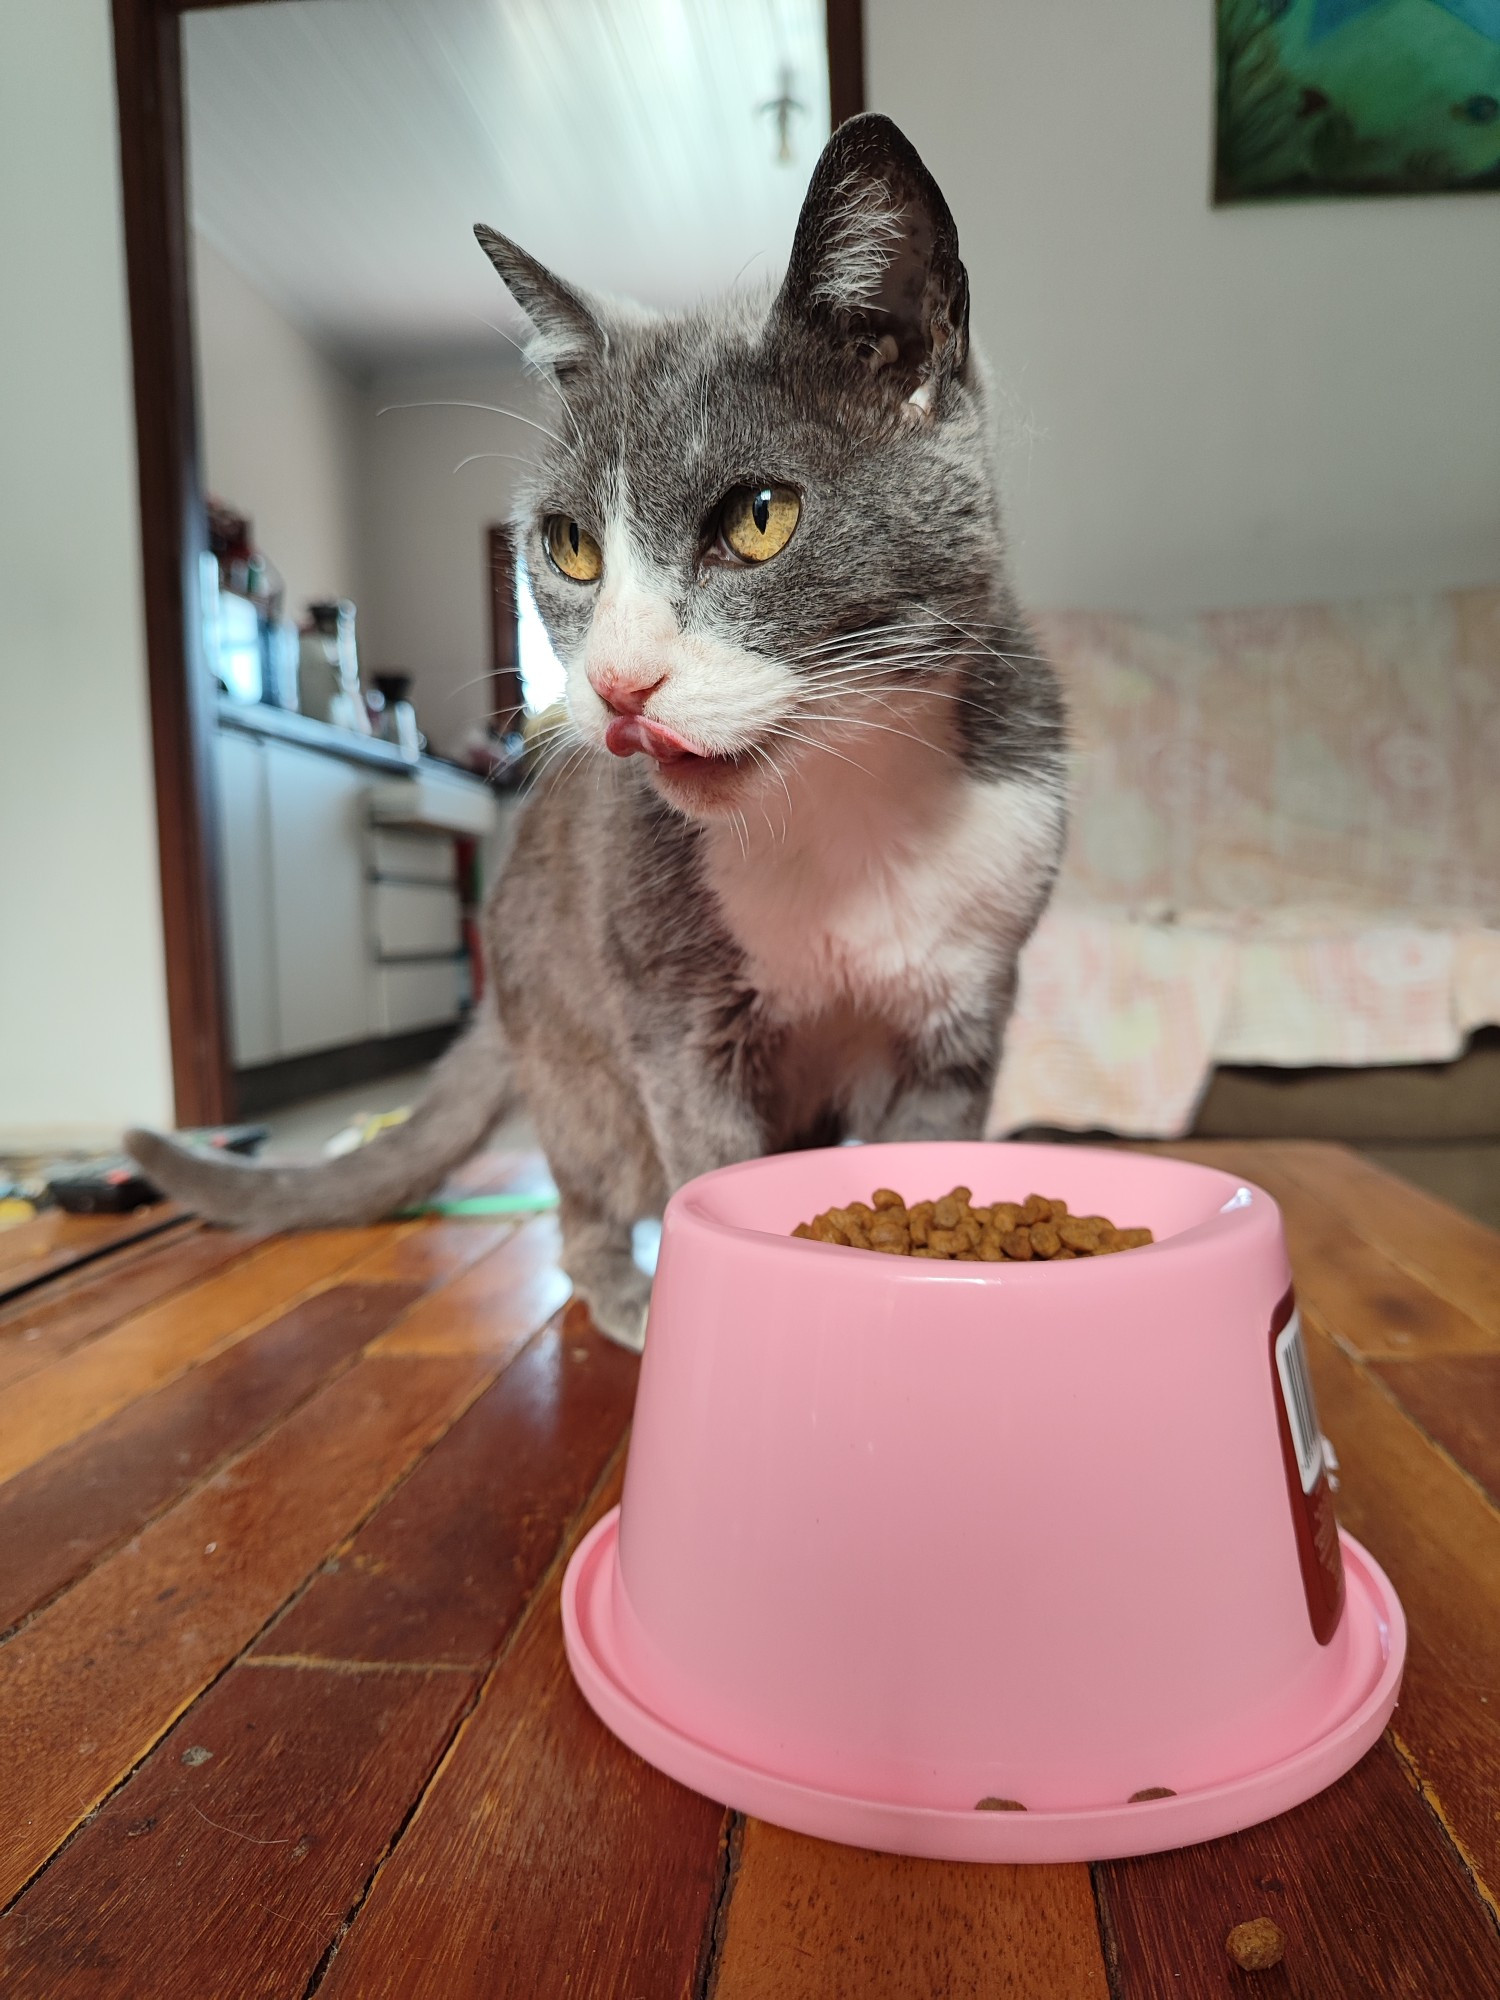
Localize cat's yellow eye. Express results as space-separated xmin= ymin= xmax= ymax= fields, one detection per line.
xmin=544 ymin=515 xmax=603 ymax=583
xmin=721 ymin=484 xmax=800 ymax=564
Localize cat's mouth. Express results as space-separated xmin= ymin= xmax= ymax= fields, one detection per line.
xmin=604 ymin=714 xmax=745 ymax=777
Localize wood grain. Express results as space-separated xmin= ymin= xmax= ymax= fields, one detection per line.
xmin=369 ymin=1214 xmax=570 ymax=1358
xmin=316 ymin=1462 xmax=729 ymax=2000
xmin=0 ymin=1659 xmax=477 ymax=1999
xmin=711 ymin=1820 xmax=1109 ymax=2000
xmin=1304 ymin=1314 xmax=1500 ymax=1899
xmin=0 ymin=1203 xmax=184 ymax=1299
xmin=0 ymin=1227 xmax=388 ymax=1484
xmin=826 ymin=0 xmax=866 ymax=130
xmin=0 ymin=1349 xmax=491 ymax=1902
xmin=0 ymin=1282 xmax=424 ymax=1636
xmin=259 ymin=1308 xmax=636 ymax=1666
xmin=1369 ymin=1352 xmax=1500 ymax=1506
xmin=348 ymin=1216 xmax=513 ymax=1286
xmin=1096 ymin=1739 xmax=1500 ymax=1997
xmin=1165 ymin=1142 xmax=1498 ymax=1359
xmin=0 ymin=1222 xmax=261 ymax=1396
xmin=1267 ymin=1141 xmax=1500 ymax=1336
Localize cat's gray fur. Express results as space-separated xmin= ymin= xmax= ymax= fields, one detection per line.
xmin=129 ymin=115 xmax=1067 ymax=1350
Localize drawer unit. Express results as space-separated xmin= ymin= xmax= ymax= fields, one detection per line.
xmin=368 ymin=828 xmax=457 ymax=886
xmin=371 ymin=959 xmax=465 ymax=1035
xmin=370 ymin=879 xmax=462 ymax=960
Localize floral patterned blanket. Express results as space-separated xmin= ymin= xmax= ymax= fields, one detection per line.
xmin=990 ymin=590 xmax=1500 ymax=1137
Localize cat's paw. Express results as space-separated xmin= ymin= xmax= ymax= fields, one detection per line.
xmin=591 ymin=1296 xmax=649 ymax=1354
xmin=572 ymin=1268 xmax=652 ymax=1353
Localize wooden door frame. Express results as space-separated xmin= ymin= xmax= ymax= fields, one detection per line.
xmin=111 ymin=0 xmax=864 ymax=1128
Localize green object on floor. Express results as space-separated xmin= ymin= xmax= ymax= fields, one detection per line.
xmin=397 ymin=1191 xmax=559 ymax=1218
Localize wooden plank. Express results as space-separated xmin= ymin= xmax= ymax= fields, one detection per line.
xmin=1302 ymin=1313 xmax=1500 ymax=1901
xmin=1269 ymin=1141 xmax=1500 ymax=1338
xmin=0 ymin=1227 xmax=389 ymax=1485
xmin=0 ymin=1659 xmax=477 ymax=1999
xmin=259 ymin=1304 xmax=637 ymax=1667
xmin=0 ymin=1348 xmax=492 ymax=1903
xmin=369 ymin=1215 xmax=570 ymax=1358
xmin=350 ymin=1215 xmax=514 ymax=1286
xmin=0 ymin=1202 xmax=184 ymax=1300
xmin=0 ymin=1222 xmax=263 ymax=1398
xmin=1369 ymin=1353 xmax=1500 ymax=1507
xmin=711 ymin=1820 xmax=1110 ymax=2000
xmin=315 ymin=1461 xmax=729 ymax=2000
xmin=0 ymin=1281 xmax=425 ymax=1637
xmin=0 ymin=1217 xmax=196 ymax=1333
xmin=1095 ymin=1738 xmax=1500 ymax=1996
xmin=1165 ymin=1142 xmax=1498 ymax=1360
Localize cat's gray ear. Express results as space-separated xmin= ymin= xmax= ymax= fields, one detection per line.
xmin=474 ymin=224 xmax=604 ymax=379
xmin=771 ymin=114 xmax=969 ymax=410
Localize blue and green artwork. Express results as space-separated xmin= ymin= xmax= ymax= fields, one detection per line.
xmin=1216 ymin=0 xmax=1500 ymax=199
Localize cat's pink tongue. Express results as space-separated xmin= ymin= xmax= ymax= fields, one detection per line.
xmin=604 ymin=715 xmax=702 ymax=764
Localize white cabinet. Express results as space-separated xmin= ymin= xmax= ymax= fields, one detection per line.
xmin=371 ymin=961 xmax=467 ymax=1035
xmin=214 ymin=729 xmax=278 ymax=1065
xmin=214 ymin=719 xmax=489 ymax=1070
xmin=216 ymin=728 xmax=372 ymax=1064
xmin=263 ymin=739 xmax=372 ymax=1057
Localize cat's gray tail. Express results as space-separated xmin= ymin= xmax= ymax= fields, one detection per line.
xmin=126 ymin=1008 xmax=517 ymax=1231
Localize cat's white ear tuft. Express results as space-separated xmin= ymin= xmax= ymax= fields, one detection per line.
xmin=772 ymin=114 xmax=969 ymax=407
xmin=805 ymin=175 xmax=908 ymax=316
xmin=474 ymin=225 xmax=604 ymax=382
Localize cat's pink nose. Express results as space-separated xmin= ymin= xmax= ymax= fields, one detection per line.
xmin=590 ymin=672 xmax=665 ymax=717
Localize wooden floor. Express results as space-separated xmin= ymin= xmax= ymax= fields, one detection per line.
xmin=1 ymin=1140 xmax=1498 ymax=1996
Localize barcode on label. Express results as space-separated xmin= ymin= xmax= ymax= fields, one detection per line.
xmin=1275 ymin=1310 xmax=1324 ymax=1495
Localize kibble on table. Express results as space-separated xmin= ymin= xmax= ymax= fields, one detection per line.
xmin=1224 ymin=1917 xmax=1286 ymax=1970
xmin=791 ymin=1187 xmax=1153 ymax=1262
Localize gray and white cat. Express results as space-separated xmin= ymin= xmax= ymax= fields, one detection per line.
xmin=130 ymin=114 xmax=1067 ymax=1351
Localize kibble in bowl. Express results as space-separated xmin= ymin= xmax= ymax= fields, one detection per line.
xmin=792 ymin=1185 xmax=1153 ymax=1262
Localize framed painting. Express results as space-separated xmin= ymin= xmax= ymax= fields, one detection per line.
xmin=1216 ymin=0 xmax=1500 ymax=200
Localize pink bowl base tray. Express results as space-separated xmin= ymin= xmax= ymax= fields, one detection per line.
xmin=563 ymin=1510 xmax=1405 ymax=1865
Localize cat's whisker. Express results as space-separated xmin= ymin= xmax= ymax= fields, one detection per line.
xmin=376 ymin=399 xmax=579 ymax=461
xmin=796 ymin=681 xmax=993 ymax=715
xmin=530 ymin=727 xmax=595 ymax=791
xmin=908 ymin=604 xmax=1048 ymax=666
xmin=801 ymin=713 xmax=940 ymax=752
xmin=762 ymin=723 xmax=874 ymax=779
xmin=796 ymin=644 xmax=966 ymax=679
xmin=747 ymin=742 xmax=794 ymax=836
xmin=788 ymin=628 xmax=949 ymax=665
xmin=465 ymin=311 xmax=586 ymax=444
xmin=452 ymin=451 xmax=536 ymax=475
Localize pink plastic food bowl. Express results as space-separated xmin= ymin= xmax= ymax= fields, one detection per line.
xmin=562 ymin=1142 xmax=1405 ymax=1862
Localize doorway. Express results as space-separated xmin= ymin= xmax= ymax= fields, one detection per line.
xmin=113 ymin=0 xmax=863 ymax=1129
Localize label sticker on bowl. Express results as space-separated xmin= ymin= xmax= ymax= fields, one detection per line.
xmin=1276 ymin=1312 xmax=1323 ymax=1495
xmin=1270 ymin=1292 xmax=1345 ymax=1645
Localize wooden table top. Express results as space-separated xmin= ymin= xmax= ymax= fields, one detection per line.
xmin=1 ymin=1139 xmax=1498 ymax=1997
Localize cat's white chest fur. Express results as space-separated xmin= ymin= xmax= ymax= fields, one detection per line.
xmin=706 ymin=759 xmax=1061 ymax=1033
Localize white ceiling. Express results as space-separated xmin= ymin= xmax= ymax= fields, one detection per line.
xmin=183 ymin=0 xmax=830 ymax=370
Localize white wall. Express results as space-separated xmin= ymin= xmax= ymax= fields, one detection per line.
xmin=358 ymin=359 xmax=536 ymax=757
xmin=192 ymin=233 xmax=364 ymax=621
xmin=0 ymin=0 xmax=175 ymax=1148
xmin=867 ymin=0 xmax=1500 ymax=613
xmin=191 ymin=237 xmax=532 ymax=759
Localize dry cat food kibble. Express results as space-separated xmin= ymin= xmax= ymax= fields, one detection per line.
xmin=1224 ymin=1918 xmax=1286 ymax=1971
xmin=791 ymin=1187 xmax=1153 ymax=1261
